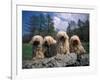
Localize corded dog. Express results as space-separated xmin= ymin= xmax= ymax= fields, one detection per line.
xmin=56 ymin=31 xmax=70 ymax=54
xmin=43 ymin=36 xmax=57 ymax=58
xmin=70 ymin=35 xmax=86 ymax=62
xmin=30 ymin=35 xmax=44 ymax=59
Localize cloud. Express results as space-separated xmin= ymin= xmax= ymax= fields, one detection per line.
xmin=53 ymin=17 xmax=60 ymax=30
xmin=53 ymin=13 xmax=89 ymax=31
xmin=53 ymin=16 xmax=69 ymax=31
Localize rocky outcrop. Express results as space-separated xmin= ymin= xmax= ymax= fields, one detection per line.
xmin=22 ymin=53 xmax=89 ymax=69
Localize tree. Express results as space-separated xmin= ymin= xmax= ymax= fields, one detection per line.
xmin=67 ymin=22 xmax=72 ymax=37
xmin=25 ymin=13 xmax=56 ymax=41
xmin=28 ymin=13 xmax=48 ymax=36
xmin=67 ymin=19 xmax=89 ymax=42
xmin=47 ymin=14 xmax=56 ymax=37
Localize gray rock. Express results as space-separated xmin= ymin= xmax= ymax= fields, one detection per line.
xmin=22 ymin=53 xmax=89 ymax=69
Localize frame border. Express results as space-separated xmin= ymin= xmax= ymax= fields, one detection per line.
xmin=11 ymin=3 xmax=97 ymax=80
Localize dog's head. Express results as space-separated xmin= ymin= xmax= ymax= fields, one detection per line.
xmin=30 ymin=35 xmax=44 ymax=46
xmin=57 ymin=31 xmax=69 ymax=42
xmin=44 ymin=36 xmax=56 ymax=46
xmin=70 ymin=35 xmax=81 ymax=46
xmin=70 ymin=35 xmax=86 ymax=54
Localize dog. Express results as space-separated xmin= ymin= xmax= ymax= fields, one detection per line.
xmin=56 ymin=31 xmax=70 ymax=54
xmin=70 ymin=35 xmax=86 ymax=55
xmin=30 ymin=35 xmax=44 ymax=59
xmin=43 ymin=36 xmax=57 ymax=58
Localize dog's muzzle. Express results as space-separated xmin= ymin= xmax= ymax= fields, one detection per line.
xmin=72 ymin=40 xmax=78 ymax=46
xmin=33 ymin=41 xmax=40 ymax=45
xmin=44 ymin=41 xmax=49 ymax=47
xmin=60 ymin=36 xmax=65 ymax=41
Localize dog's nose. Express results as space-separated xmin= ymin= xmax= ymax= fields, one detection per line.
xmin=61 ymin=36 xmax=64 ymax=39
xmin=60 ymin=36 xmax=65 ymax=40
xmin=73 ymin=40 xmax=78 ymax=45
xmin=33 ymin=41 xmax=40 ymax=45
xmin=45 ymin=41 xmax=48 ymax=44
xmin=44 ymin=41 xmax=49 ymax=46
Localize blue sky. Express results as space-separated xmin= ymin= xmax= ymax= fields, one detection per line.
xmin=22 ymin=11 xmax=89 ymax=35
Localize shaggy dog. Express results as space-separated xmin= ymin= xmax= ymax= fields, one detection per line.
xmin=43 ymin=36 xmax=57 ymax=58
xmin=30 ymin=35 xmax=44 ymax=59
xmin=56 ymin=31 xmax=70 ymax=54
xmin=70 ymin=35 xmax=86 ymax=55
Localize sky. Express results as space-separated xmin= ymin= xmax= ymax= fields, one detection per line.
xmin=22 ymin=11 xmax=89 ymax=35
xmin=53 ymin=13 xmax=89 ymax=31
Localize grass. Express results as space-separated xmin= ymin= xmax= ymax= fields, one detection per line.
xmin=22 ymin=42 xmax=89 ymax=60
xmin=22 ymin=43 xmax=32 ymax=60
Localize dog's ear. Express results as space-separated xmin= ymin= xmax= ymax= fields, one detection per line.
xmin=29 ymin=39 xmax=33 ymax=44
xmin=50 ymin=37 xmax=57 ymax=44
xmin=29 ymin=36 xmax=34 ymax=44
xmin=40 ymin=38 xmax=44 ymax=45
xmin=67 ymin=35 xmax=69 ymax=39
xmin=65 ymin=33 xmax=69 ymax=39
xmin=53 ymin=39 xmax=57 ymax=44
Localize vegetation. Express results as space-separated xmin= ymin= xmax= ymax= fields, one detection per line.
xmin=22 ymin=42 xmax=89 ymax=60
xmin=22 ymin=12 xmax=89 ymax=60
xmin=67 ymin=19 xmax=89 ymax=42
xmin=22 ymin=43 xmax=32 ymax=60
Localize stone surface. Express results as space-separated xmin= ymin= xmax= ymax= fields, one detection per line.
xmin=22 ymin=53 xmax=89 ymax=69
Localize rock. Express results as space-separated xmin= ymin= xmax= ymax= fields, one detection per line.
xmin=80 ymin=54 xmax=89 ymax=66
xmin=23 ymin=64 xmax=32 ymax=69
xmin=22 ymin=53 xmax=89 ymax=69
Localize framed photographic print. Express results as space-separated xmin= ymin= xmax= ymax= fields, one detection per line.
xmin=11 ymin=1 xmax=97 ymax=80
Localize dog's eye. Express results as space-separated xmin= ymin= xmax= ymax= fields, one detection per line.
xmin=33 ymin=41 xmax=40 ymax=45
xmin=60 ymin=36 xmax=65 ymax=40
xmin=44 ymin=41 xmax=48 ymax=44
xmin=73 ymin=40 xmax=78 ymax=45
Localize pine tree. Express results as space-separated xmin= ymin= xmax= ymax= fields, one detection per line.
xmin=47 ymin=14 xmax=56 ymax=37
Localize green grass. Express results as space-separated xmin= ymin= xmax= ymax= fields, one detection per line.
xmin=22 ymin=42 xmax=89 ymax=60
xmin=22 ymin=43 xmax=32 ymax=60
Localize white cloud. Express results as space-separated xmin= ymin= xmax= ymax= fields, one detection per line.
xmin=53 ymin=13 xmax=89 ymax=31
xmin=53 ymin=16 xmax=69 ymax=31
xmin=53 ymin=16 xmax=60 ymax=29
